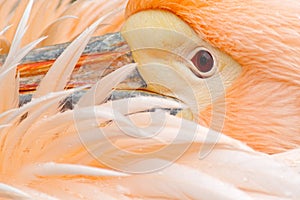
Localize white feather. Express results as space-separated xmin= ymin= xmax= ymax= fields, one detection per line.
xmin=0 ymin=183 xmax=32 ymax=200
xmin=27 ymin=162 xmax=128 ymax=177
xmin=117 ymin=162 xmax=254 ymax=200
xmin=34 ymin=9 xmax=125 ymax=98
xmin=0 ymin=25 xmax=12 ymax=36
xmin=0 ymin=0 xmax=46 ymax=112
xmin=77 ymin=63 xmax=137 ymax=107
xmin=0 ymin=87 xmax=85 ymax=171
xmin=273 ymin=148 xmax=300 ymax=174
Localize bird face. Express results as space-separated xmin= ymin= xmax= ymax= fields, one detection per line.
xmin=121 ymin=10 xmax=242 ymax=120
xmin=120 ymin=5 xmax=300 ymax=154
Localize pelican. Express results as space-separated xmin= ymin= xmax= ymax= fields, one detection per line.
xmin=0 ymin=0 xmax=299 ymax=199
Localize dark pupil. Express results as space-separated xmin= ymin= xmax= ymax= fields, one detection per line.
xmin=200 ymin=56 xmax=207 ymax=66
xmin=191 ymin=50 xmax=214 ymax=73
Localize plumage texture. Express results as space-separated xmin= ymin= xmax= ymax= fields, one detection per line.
xmin=125 ymin=0 xmax=300 ymax=153
xmin=0 ymin=0 xmax=300 ymax=199
xmin=0 ymin=0 xmax=126 ymax=54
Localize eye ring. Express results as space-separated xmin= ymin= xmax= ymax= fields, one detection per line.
xmin=189 ymin=48 xmax=217 ymax=78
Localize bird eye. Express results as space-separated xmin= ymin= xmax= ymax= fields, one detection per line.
xmin=191 ymin=49 xmax=216 ymax=78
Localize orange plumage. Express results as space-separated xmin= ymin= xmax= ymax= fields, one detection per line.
xmin=125 ymin=0 xmax=300 ymax=153
xmin=0 ymin=1 xmax=300 ymax=199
